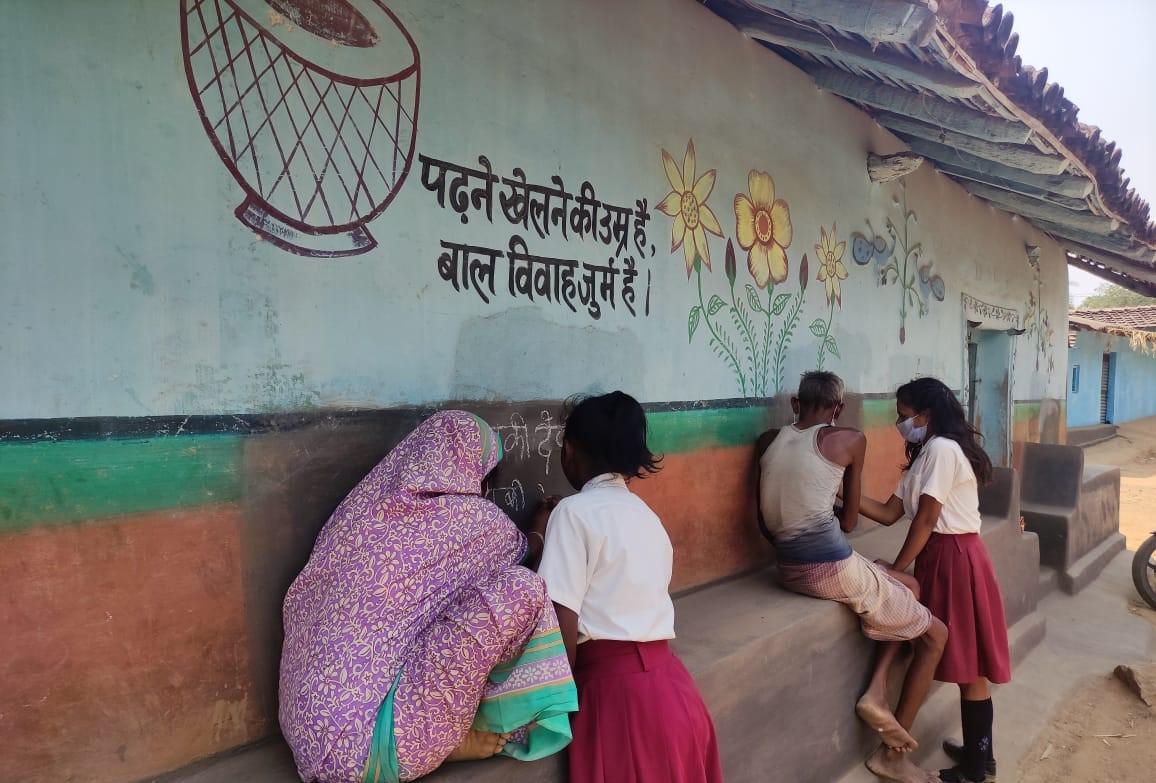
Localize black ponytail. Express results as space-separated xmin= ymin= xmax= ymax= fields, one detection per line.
xmin=896 ymin=377 xmax=993 ymax=485
xmin=562 ymin=391 xmax=662 ymax=479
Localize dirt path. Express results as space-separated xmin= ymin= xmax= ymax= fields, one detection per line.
xmin=1017 ymin=669 xmax=1156 ymax=783
xmin=1083 ymin=417 xmax=1156 ymax=549
xmin=1016 ymin=418 xmax=1156 ymax=782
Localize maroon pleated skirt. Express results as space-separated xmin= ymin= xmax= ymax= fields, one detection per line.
xmin=915 ymin=533 xmax=1011 ymax=684
xmin=569 ymin=640 xmax=723 ymax=783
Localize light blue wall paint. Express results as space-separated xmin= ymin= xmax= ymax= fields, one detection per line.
xmin=1 ymin=0 xmax=1069 ymax=418
xmin=1108 ymin=335 xmax=1156 ymax=423
xmin=973 ymin=329 xmax=1012 ymax=466
xmin=1067 ymin=331 xmax=1156 ymax=427
xmin=1067 ymin=332 xmax=1110 ymax=427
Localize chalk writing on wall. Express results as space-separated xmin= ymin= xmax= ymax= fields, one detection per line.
xmin=419 ymin=154 xmax=655 ymax=319
xmin=480 ymin=407 xmax=570 ymax=525
xmin=181 ymin=0 xmax=420 ymax=257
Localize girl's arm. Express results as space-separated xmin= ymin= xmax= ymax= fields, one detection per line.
xmin=859 ymin=493 xmax=905 ymax=526
xmin=890 ymin=493 xmax=943 ymax=572
xmin=523 ymin=496 xmax=560 ymax=570
xmin=553 ymin=603 xmax=580 ymax=668
xmin=838 ymin=432 xmax=867 ymax=533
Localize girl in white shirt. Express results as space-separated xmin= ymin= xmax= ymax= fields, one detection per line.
xmin=530 ymin=391 xmax=722 ymax=783
xmin=861 ymin=377 xmax=1010 ymax=783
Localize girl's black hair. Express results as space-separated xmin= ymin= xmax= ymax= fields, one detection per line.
xmin=562 ymin=391 xmax=662 ymax=479
xmin=897 ymin=377 xmax=993 ymax=486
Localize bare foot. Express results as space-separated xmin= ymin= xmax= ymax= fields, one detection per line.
xmin=865 ymin=745 xmax=940 ymax=783
xmin=856 ymin=693 xmax=918 ymax=752
xmin=445 ymin=730 xmax=511 ymax=762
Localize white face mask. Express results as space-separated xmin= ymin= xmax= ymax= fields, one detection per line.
xmin=896 ymin=416 xmax=927 ymax=444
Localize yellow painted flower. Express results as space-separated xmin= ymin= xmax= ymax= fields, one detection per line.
xmin=815 ymin=223 xmax=848 ymax=306
xmin=657 ymin=140 xmax=724 ymax=276
xmin=734 ymin=171 xmax=792 ymax=288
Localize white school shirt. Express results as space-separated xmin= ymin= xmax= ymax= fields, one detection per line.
xmin=895 ymin=436 xmax=984 ymax=534
xmin=537 ymin=472 xmax=676 ymax=644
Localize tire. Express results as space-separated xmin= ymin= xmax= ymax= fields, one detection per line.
xmin=1133 ymin=534 xmax=1156 ymax=611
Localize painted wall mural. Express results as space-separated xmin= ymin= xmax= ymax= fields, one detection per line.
xmin=658 ymin=140 xmax=809 ymax=396
xmin=418 ymin=153 xmax=654 ymax=319
xmin=1022 ymin=247 xmax=1056 ymax=373
xmin=811 ymin=224 xmax=848 ymax=370
xmin=851 ymin=183 xmax=946 ymax=343
xmin=180 ymin=0 xmax=420 ymax=257
xmin=659 ymin=141 xmax=873 ymax=396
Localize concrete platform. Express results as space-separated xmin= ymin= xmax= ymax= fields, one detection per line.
xmin=1066 ymin=423 xmax=1118 ymax=448
xmin=154 ymin=550 xmax=1156 ymax=783
xmin=151 ymin=486 xmax=1042 ymax=783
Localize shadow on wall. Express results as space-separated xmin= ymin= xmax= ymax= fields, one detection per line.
xmin=1039 ymin=398 xmax=1062 ymax=443
xmin=450 ymin=307 xmax=647 ymax=401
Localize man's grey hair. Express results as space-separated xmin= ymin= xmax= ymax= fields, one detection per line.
xmin=797 ymin=371 xmax=844 ymax=412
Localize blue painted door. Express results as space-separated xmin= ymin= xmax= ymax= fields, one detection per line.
xmin=969 ymin=328 xmax=1012 ymax=466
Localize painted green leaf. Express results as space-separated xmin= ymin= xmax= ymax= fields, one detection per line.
xmin=746 ymin=285 xmax=765 ymax=313
xmin=707 ymin=295 xmax=726 ymax=316
xmin=688 ymin=306 xmax=702 ymax=341
xmin=825 ymin=336 xmax=840 ymax=359
xmin=809 ymin=319 xmax=827 ymax=337
xmin=772 ymin=293 xmax=792 ymax=315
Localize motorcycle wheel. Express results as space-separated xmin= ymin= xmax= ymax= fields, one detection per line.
xmin=1133 ymin=533 xmax=1156 ymax=611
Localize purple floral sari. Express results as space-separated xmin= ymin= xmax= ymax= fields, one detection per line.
xmin=279 ymin=411 xmax=572 ymax=782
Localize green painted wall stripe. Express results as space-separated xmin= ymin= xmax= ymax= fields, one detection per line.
xmin=862 ymin=398 xmax=898 ymax=430
xmin=646 ymin=406 xmax=775 ymax=454
xmin=1013 ymin=400 xmax=1041 ymax=422
xmin=0 ymin=435 xmax=242 ymax=531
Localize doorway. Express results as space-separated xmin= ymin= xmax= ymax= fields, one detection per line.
xmin=1100 ymin=352 xmax=1116 ymax=423
xmin=966 ymin=325 xmax=1012 ymax=466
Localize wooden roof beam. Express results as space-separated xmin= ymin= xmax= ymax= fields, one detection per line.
xmin=1067 ymin=253 xmax=1156 ymax=296
xmin=807 ymin=68 xmax=1032 ymax=144
xmin=960 ymin=180 xmax=1121 ymax=235
xmin=741 ymin=20 xmax=982 ymax=98
xmin=901 ymin=136 xmax=1094 ymax=199
xmin=939 ymin=166 xmax=1088 ymax=211
xmin=739 ymin=0 xmax=939 ymax=46
xmin=874 ymin=112 xmax=1068 ymax=175
xmin=1029 ymin=219 xmax=1156 ymax=264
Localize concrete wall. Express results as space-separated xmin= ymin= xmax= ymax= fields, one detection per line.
xmin=1 ymin=1 xmax=1069 ymax=781
xmin=1067 ymin=330 xmax=1156 ymax=427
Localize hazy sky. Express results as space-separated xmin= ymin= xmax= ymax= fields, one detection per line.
xmin=998 ymin=0 xmax=1156 ymax=304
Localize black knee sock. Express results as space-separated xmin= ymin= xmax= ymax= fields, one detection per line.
xmin=960 ymin=697 xmax=993 ymax=780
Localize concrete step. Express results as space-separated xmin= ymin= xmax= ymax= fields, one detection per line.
xmin=157 ymin=512 xmax=1043 ymax=783
xmin=1066 ymin=423 xmax=1117 ymax=448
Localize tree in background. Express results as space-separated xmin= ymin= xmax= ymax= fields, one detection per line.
xmin=1077 ymin=282 xmax=1156 ymax=309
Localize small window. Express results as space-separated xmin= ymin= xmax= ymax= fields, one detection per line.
xmin=1071 ymin=364 xmax=1081 ymax=393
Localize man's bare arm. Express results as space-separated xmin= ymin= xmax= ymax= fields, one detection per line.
xmin=753 ymin=429 xmax=780 ymax=539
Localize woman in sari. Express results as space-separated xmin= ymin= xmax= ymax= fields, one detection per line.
xmin=279 ymin=411 xmax=577 ymax=783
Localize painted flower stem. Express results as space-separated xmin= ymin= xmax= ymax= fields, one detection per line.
xmin=817 ymin=297 xmax=835 ymax=370
xmin=772 ymin=289 xmax=804 ymax=394
xmin=728 ymin=279 xmax=760 ymax=393
xmin=762 ymin=285 xmax=775 ymax=396
xmin=697 ymin=262 xmax=746 ymax=395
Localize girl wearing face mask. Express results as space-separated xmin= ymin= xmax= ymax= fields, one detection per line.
xmin=860 ymin=377 xmax=1010 ymax=783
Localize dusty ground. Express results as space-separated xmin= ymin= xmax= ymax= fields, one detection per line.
xmin=1017 ymin=668 xmax=1156 ymax=783
xmin=1016 ymin=418 xmax=1156 ymax=783
xmin=1083 ymin=417 xmax=1156 ymax=550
